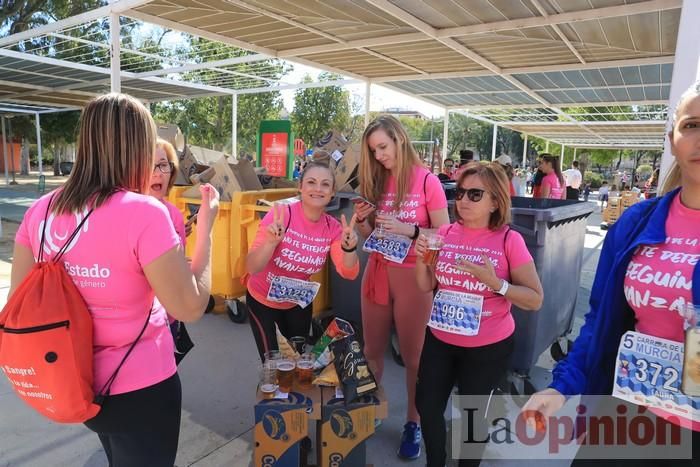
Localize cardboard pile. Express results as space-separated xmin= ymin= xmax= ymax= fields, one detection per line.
xmin=312 ymin=130 xmax=360 ymax=192
xmin=156 ymin=124 xmax=263 ymax=201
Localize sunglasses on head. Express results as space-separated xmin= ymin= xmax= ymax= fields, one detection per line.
xmin=455 ymin=188 xmax=486 ymax=202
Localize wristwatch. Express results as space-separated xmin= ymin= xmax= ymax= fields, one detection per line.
xmin=495 ymin=280 xmax=510 ymax=296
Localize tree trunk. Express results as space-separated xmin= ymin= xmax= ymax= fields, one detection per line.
xmin=615 ymin=150 xmax=623 ymax=170
xmin=53 ymin=144 xmax=61 ymax=176
xmin=20 ymin=138 xmax=30 ymax=175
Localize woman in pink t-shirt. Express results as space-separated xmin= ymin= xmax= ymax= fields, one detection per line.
xmin=355 ymin=115 xmax=449 ymax=459
xmin=10 ymin=94 xmax=218 ymax=467
xmin=538 ymin=153 xmax=566 ymax=199
xmin=414 ymin=162 xmax=543 ymax=467
xmin=245 ymin=161 xmax=360 ymax=360
xmin=523 ymin=82 xmax=700 ymax=465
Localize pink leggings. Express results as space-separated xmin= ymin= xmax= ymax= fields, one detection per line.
xmin=361 ymin=264 xmax=433 ymax=422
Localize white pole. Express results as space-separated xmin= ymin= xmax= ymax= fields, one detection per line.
xmin=110 ymin=12 xmax=121 ymax=93
xmin=522 ymin=133 xmax=528 ymax=167
xmin=660 ymin=0 xmax=700 ymax=187
xmin=364 ymin=82 xmax=371 ymax=128
xmin=442 ymin=108 xmax=449 ymax=165
xmin=573 ymin=147 xmax=577 ymax=163
xmin=560 ymin=145 xmax=565 ymax=169
xmin=231 ymin=94 xmax=237 ymax=159
xmin=35 ymin=113 xmax=43 ymax=176
xmin=1 ymin=116 xmax=8 ymax=185
xmin=491 ymin=124 xmax=498 ymax=161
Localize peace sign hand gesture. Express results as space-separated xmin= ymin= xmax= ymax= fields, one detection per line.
xmin=265 ymin=203 xmax=286 ymax=246
xmin=340 ymin=213 xmax=358 ymax=251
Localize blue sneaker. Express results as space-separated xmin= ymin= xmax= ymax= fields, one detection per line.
xmin=397 ymin=421 xmax=421 ymax=460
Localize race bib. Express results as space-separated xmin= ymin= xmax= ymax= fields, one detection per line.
xmin=613 ymin=331 xmax=699 ymax=422
xmin=362 ymin=230 xmax=411 ymax=264
xmin=267 ymin=276 xmax=320 ymax=309
xmin=428 ymin=290 xmax=484 ymax=336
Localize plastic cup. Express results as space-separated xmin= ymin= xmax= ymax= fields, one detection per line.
xmin=423 ymin=233 xmax=444 ymax=266
xmin=295 ymin=353 xmax=315 ymax=389
xmin=277 ymin=358 xmax=295 ymax=393
xmin=260 ymin=360 xmax=278 ymax=399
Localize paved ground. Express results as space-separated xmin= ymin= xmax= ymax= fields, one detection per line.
xmin=0 ymin=177 xmax=607 ymax=467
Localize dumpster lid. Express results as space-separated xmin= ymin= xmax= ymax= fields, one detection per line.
xmin=510 ymin=197 xmax=596 ymax=222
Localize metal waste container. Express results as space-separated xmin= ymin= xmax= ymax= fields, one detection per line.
xmin=508 ymin=197 xmax=595 ymax=375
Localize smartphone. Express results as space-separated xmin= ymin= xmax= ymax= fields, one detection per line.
xmin=681 ymin=328 xmax=700 ymax=396
xmin=351 ymin=196 xmax=376 ymax=210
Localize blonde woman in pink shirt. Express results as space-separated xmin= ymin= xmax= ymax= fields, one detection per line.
xmin=11 ymin=94 xmax=218 ymax=467
xmin=355 ymin=115 xmax=449 ymax=459
xmin=245 ymin=161 xmax=360 ymax=360
xmin=414 ymin=162 xmax=543 ymax=467
xmin=538 ymin=153 xmax=566 ymax=199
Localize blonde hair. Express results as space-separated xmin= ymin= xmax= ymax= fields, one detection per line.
xmin=661 ymin=81 xmax=700 ymax=195
xmin=53 ymin=93 xmax=156 ymax=214
xmin=156 ymin=138 xmax=179 ymax=193
xmin=359 ymin=115 xmax=421 ymax=210
xmin=454 ymin=162 xmax=512 ymax=230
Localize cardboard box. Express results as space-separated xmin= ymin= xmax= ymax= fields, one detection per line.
xmin=317 ymin=386 xmax=387 ymax=467
xmin=253 ymin=386 xmax=322 ymax=467
xmin=314 ymin=130 xmax=349 ymax=155
xmin=334 ymin=143 xmax=360 ymax=192
xmin=156 ymin=123 xmax=185 ymax=153
xmin=232 ymin=157 xmax=263 ymax=191
xmin=180 ymin=145 xmax=227 ymax=181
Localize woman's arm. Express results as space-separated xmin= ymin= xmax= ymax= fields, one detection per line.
xmin=414 ymin=234 xmax=437 ymax=292
xmin=501 ymin=261 xmax=543 ymax=310
xmin=8 ymin=244 xmax=34 ymax=299
xmin=246 ymin=203 xmax=285 ymax=274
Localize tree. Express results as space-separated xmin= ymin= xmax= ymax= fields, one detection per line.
xmin=291 ymin=73 xmax=350 ymax=147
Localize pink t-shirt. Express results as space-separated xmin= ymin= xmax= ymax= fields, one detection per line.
xmin=541 ymin=172 xmax=564 ymax=199
xmin=163 ymin=200 xmax=186 ymax=248
xmin=15 ymin=190 xmax=179 ymax=395
xmin=376 ymin=165 xmax=448 ymax=268
xmin=624 ymin=192 xmax=700 ymax=431
xmin=248 ymin=201 xmax=358 ymax=308
xmin=431 ymin=223 xmax=533 ymax=347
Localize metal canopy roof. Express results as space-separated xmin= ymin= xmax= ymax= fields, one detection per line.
xmin=0 ymin=0 xmax=683 ymax=148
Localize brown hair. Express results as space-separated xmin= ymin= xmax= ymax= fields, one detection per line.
xmin=300 ymin=160 xmax=335 ymax=190
xmin=359 ymin=115 xmax=421 ymax=210
xmin=156 ymin=138 xmax=179 ymax=193
xmin=540 ymin=153 xmax=565 ymax=187
xmin=53 ymin=93 xmax=156 ymax=214
xmin=454 ymin=162 xmax=511 ymax=230
xmin=661 ymin=81 xmax=700 ymax=195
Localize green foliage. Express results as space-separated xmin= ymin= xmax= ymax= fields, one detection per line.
xmin=636 ymin=164 xmax=653 ymax=178
xmin=291 ymin=73 xmax=350 ymax=147
xmin=584 ymin=171 xmax=604 ymax=189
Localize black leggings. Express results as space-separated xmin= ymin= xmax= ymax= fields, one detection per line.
xmin=246 ymin=291 xmax=313 ymax=362
xmin=416 ymin=329 xmax=514 ymax=467
xmin=84 ymin=373 xmax=182 ymax=467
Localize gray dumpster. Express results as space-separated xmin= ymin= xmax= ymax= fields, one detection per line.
xmin=508 ymin=197 xmax=595 ymax=375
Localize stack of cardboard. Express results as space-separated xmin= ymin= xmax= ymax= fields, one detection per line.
xmin=156 ymin=124 xmax=263 ymax=202
xmin=312 ymin=130 xmax=360 ymax=192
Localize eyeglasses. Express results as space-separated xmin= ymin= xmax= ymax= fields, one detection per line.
xmin=154 ymin=161 xmax=174 ymax=174
xmin=455 ymin=188 xmax=486 ymax=202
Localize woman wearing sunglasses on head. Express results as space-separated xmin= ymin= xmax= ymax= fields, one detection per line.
xmin=414 ymin=162 xmax=543 ymax=467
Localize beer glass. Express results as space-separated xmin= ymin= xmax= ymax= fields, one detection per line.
xmin=260 ymin=359 xmax=278 ymax=399
xmin=423 ymin=233 xmax=444 ymax=266
xmin=277 ymin=358 xmax=296 ymax=393
xmin=295 ymin=353 xmax=315 ymax=389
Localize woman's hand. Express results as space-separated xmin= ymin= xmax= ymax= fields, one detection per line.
xmin=340 ymin=213 xmax=358 ymax=250
xmin=376 ymin=212 xmax=412 ymax=237
xmin=521 ymin=388 xmax=566 ymax=431
xmin=455 ymin=254 xmax=501 ymax=291
xmin=414 ymin=234 xmax=428 ymax=259
xmin=197 ymin=184 xmax=219 ymax=233
xmin=264 ymin=203 xmax=286 ymax=247
xmin=354 ymin=201 xmax=375 ymax=224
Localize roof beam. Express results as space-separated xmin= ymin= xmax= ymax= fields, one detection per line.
xmin=234 ymin=78 xmax=362 ymax=95
xmin=132 ymin=53 xmax=271 ymax=78
xmin=421 ymin=82 xmax=670 ymax=96
xmin=278 ymin=0 xmax=680 ymax=58
xmin=529 ymin=0 xmax=586 ymax=64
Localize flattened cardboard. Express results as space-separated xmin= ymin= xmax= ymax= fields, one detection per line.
xmin=314 ymin=130 xmax=349 ymax=155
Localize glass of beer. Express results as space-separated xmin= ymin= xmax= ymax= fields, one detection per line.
xmin=423 ymin=233 xmax=444 ymax=266
xmin=295 ymin=353 xmax=315 ymax=390
xmin=277 ymin=358 xmax=296 ymax=393
xmin=260 ymin=360 xmax=278 ymax=399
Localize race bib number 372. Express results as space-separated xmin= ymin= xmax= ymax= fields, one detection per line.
xmin=613 ymin=331 xmax=698 ymax=422
xmin=267 ymin=276 xmax=320 ymax=309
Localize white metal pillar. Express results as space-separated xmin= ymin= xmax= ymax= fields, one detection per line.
xmin=364 ymin=82 xmax=371 ymax=128
xmin=560 ymin=145 xmax=565 ymax=169
xmin=231 ymin=94 xmax=237 ymax=158
xmin=35 ymin=113 xmax=43 ymax=175
xmin=660 ymin=0 xmax=700 ymax=186
xmin=110 ymin=12 xmax=121 ymax=93
xmin=491 ymin=124 xmax=498 ymax=161
xmin=1 ymin=116 xmax=8 ymax=185
xmin=442 ymin=108 xmax=449 ymax=164
xmin=573 ymin=147 xmax=577 ymax=163
xmin=522 ymin=133 xmax=528 ymax=167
